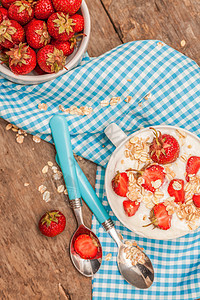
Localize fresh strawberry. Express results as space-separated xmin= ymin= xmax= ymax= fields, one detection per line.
xmin=74 ymin=234 xmax=98 ymax=259
xmin=51 ymin=39 xmax=74 ymax=56
xmin=6 ymin=43 xmax=36 ymax=74
xmin=52 ymin=0 xmax=82 ymax=15
xmin=47 ymin=12 xmax=75 ymax=41
xmin=8 ymin=0 xmax=34 ymax=25
xmin=144 ymin=202 xmax=172 ymax=230
xmin=123 ymin=200 xmax=140 ymax=217
xmin=149 ymin=128 xmax=180 ymax=164
xmin=71 ymin=13 xmax=84 ymax=32
xmin=168 ymin=179 xmax=185 ymax=203
xmin=141 ymin=164 xmax=165 ymax=193
xmin=38 ymin=210 xmax=66 ymax=237
xmin=193 ymin=194 xmax=200 ymax=208
xmin=112 ymin=172 xmax=128 ymax=197
xmin=37 ymin=44 xmax=66 ymax=73
xmin=34 ymin=64 xmax=47 ymax=75
xmin=34 ymin=0 xmax=55 ymax=20
xmin=1 ymin=0 xmax=16 ymax=9
xmin=185 ymin=156 xmax=200 ymax=182
xmin=0 ymin=7 xmax=8 ymax=20
xmin=26 ymin=19 xmax=51 ymax=49
xmin=0 ymin=12 xmax=2 ymax=23
xmin=0 ymin=19 xmax=25 ymax=48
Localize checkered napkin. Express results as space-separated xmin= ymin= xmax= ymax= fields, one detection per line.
xmin=0 ymin=40 xmax=200 ymax=300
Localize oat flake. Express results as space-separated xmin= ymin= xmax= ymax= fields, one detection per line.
xmin=38 ymin=103 xmax=48 ymax=111
xmin=47 ymin=161 xmax=53 ymax=167
xmin=43 ymin=191 xmax=50 ymax=202
xmin=38 ymin=185 xmax=47 ymax=194
xmin=42 ymin=165 xmax=48 ymax=174
xmin=33 ymin=135 xmax=41 ymax=143
xmin=16 ymin=135 xmax=24 ymax=144
xmin=24 ymin=182 xmax=29 ymax=187
xmin=6 ymin=123 xmax=12 ymax=130
xmin=105 ymin=253 xmax=112 ymax=261
xmin=57 ymin=185 xmax=65 ymax=193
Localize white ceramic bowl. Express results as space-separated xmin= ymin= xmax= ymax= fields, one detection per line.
xmin=0 ymin=0 xmax=90 ymax=85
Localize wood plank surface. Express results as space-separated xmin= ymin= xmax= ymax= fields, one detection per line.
xmin=0 ymin=0 xmax=199 ymax=299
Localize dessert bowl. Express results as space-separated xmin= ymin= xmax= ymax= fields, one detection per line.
xmin=104 ymin=124 xmax=200 ymax=240
xmin=0 ymin=0 xmax=90 ymax=85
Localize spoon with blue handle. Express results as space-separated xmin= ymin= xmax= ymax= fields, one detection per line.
xmin=50 ymin=115 xmax=102 ymax=277
xmin=51 ymin=115 xmax=154 ymax=289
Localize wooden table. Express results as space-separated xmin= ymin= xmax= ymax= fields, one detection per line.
xmin=1 ymin=1 xmax=199 ymax=299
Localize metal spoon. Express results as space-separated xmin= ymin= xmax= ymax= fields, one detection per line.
xmin=50 ymin=116 xmax=102 ymax=277
xmin=51 ymin=115 xmax=154 ymax=289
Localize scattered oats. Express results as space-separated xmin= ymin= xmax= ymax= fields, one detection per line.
xmin=12 ymin=127 xmax=18 ymax=132
xmin=43 ymin=191 xmax=50 ymax=202
xmin=58 ymin=104 xmax=65 ymax=112
xmin=38 ymin=103 xmax=48 ymax=111
xmin=53 ymin=173 xmax=62 ymax=180
xmin=187 ymin=145 xmax=192 ymax=149
xmin=33 ymin=135 xmax=41 ymax=143
xmin=57 ymin=185 xmax=65 ymax=193
xmin=127 ymin=79 xmax=132 ymax=82
xmin=110 ymin=97 xmax=119 ymax=106
xmin=152 ymin=179 xmax=162 ymax=189
xmin=64 ymin=189 xmax=68 ymax=195
xmin=42 ymin=165 xmax=48 ymax=174
xmin=16 ymin=135 xmax=24 ymax=144
xmin=180 ymin=40 xmax=186 ymax=47
xmin=63 ymin=105 xmax=93 ymax=116
xmin=12 ymin=125 xmax=18 ymax=129
xmin=100 ymin=100 xmax=109 ymax=107
xmin=78 ymin=156 xmax=83 ymax=161
xmin=154 ymin=190 xmax=164 ymax=199
xmin=52 ymin=166 xmax=58 ymax=173
xmin=6 ymin=123 xmax=12 ymax=130
xmin=124 ymin=96 xmax=132 ymax=103
xmin=143 ymin=215 xmax=147 ymax=221
xmin=157 ymin=41 xmax=164 ymax=47
xmin=105 ymin=253 xmax=112 ymax=261
xmin=38 ymin=185 xmax=47 ymax=193
xmin=180 ymin=155 xmax=187 ymax=162
xmin=144 ymin=93 xmax=151 ymax=100
xmin=175 ymin=129 xmax=187 ymax=139
xmin=125 ymin=240 xmax=132 ymax=247
xmin=121 ymin=159 xmax=124 ymax=164
xmin=24 ymin=182 xmax=29 ymax=187
xmin=47 ymin=161 xmax=53 ymax=167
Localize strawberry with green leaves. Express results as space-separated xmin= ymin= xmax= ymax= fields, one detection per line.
xmin=37 ymin=44 xmax=66 ymax=73
xmin=74 ymin=234 xmax=98 ymax=259
xmin=144 ymin=202 xmax=172 ymax=230
xmin=51 ymin=39 xmax=74 ymax=56
xmin=168 ymin=179 xmax=185 ymax=203
xmin=72 ymin=13 xmax=84 ymax=32
xmin=38 ymin=210 xmax=66 ymax=237
xmin=6 ymin=42 xmax=36 ymax=74
xmin=0 ymin=19 xmax=25 ymax=48
xmin=149 ymin=128 xmax=180 ymax=165
xmin=185 ymin=156 xmax=200 ymax=182
xmin=47 ymin=12 xmax=75 ymax=41
xmin=26 ymin=19 xmax=51 ymax=49
xmin=52 ymin=0 xmax=82 ymax=15
xmin=123 ymin=200 xmax=140 ymax=217
xmin=34 ymin=0 xmax=55 ymax=20
xmin=8 ymin=0 xmax=34 ymax=25
xmin=112 ymin=172 xmax=129 ymax=197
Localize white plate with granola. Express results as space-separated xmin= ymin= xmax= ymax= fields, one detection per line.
xmin=104 ymin=124 xmax=200 ymax=240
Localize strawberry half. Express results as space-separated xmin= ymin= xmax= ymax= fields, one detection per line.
xmin=185 ymin=156 xmax=200 ymax=182
xmin=38 ymin=210 xmax=66 ymax=237
xmin=168 ymin=179 xmax=185 ymax=203
xmin=144 ymin=202 xmax=172 ymax=230
xmin=141 ymin=164 xmax=165 ymax=193
xmin=192 ymin=194 xmax=200 ymax=208
xmin=149 ymin=128 xmax=180 ymax=164
xmin=123 ymin=200 xmax=140 ymax=217
xmin=112 ymin=172 xmax=128 ymax=197
xmin=74 ymin=234 xmax=98 ymax=259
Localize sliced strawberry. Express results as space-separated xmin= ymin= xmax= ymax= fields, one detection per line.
xmin=144 ymin=203 xmax=172 ymax=230
xmin=112 ymin=172 xmax=128 ymax=197
xmin=186 ymin=156 xmax=200 ymax=182
xmin=168 ymin=179 xmax=185 ymax=203
xmin=142 ymin=165 xmax=165 ymax=193
xmin=123 ymin=200 xmax=140 ymax=217
xmin=193 ymin=194 xmax=200 ymax=208
xmin=74 ymin=234 xmax=98 ymax=259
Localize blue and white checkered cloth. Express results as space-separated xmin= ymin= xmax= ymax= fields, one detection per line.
xmin=0 ymin=40 xmax=200 ymax=299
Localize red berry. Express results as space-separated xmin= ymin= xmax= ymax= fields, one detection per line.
xmin=34 ymin=64 xmax=47 ymax=75
xmin=38 ymin=210 xmax=66 ymax=237
xmin=0 ymin=19 xmax=25 ymax=48
xmin=185 ymin=156 xmax=200 ymax=182
xmin=37 ymin=44 xmax=66 ymax=73
xmin=71 ymin=14 xmax=84 ymax=32
xmin=74 ymin=234 xmax=98 ymax=259
xmin=149 ymin=128 xmax=180 ymax=165
xmin=47 ymin=12 xmax=75 ymax=42
xmin=112 ymin=172 xmax=129 ymax=197
xmin=34 ymin=0 xmax=55 ymax=20
xmin=144 ymin=203 xmax=172 ymax=230
xmin=6 ymin=43 xmax=36 ymax=75
xmin=8 ymin=0 xmax=34 ymax=25
xmin=193 ymin=194 xmax=200 ymax=208
xmin=51 ymin=39 xmax=74 ymax=56
xmin=168 ymin=179 xmax=185 ymax=203
xmin=0 ymin=7 xmax=8 ymax=20
xmin=123 ymin=200 xmax=140 ymax=217
xmin=26 ymin=19 xmax=51 ymax=49
xmin=141 ymin=164 xmax=165 ymax=193
xmin=0 ymin=12 xmax=2 ymax=23
xmin=52 ymin=0 xmax=82 ymax=15
xmin=1 ymin=0 xmax=16 ymax=9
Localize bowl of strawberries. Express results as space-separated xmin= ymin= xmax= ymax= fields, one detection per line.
xmin=0 ymin=0 xmax=90 ymax=84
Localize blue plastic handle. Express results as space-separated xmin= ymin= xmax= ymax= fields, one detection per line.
xmin=49 ymin=115 xmax=81 ymax=200
xmin=55 ymin=154 xmax=110 ymax=224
